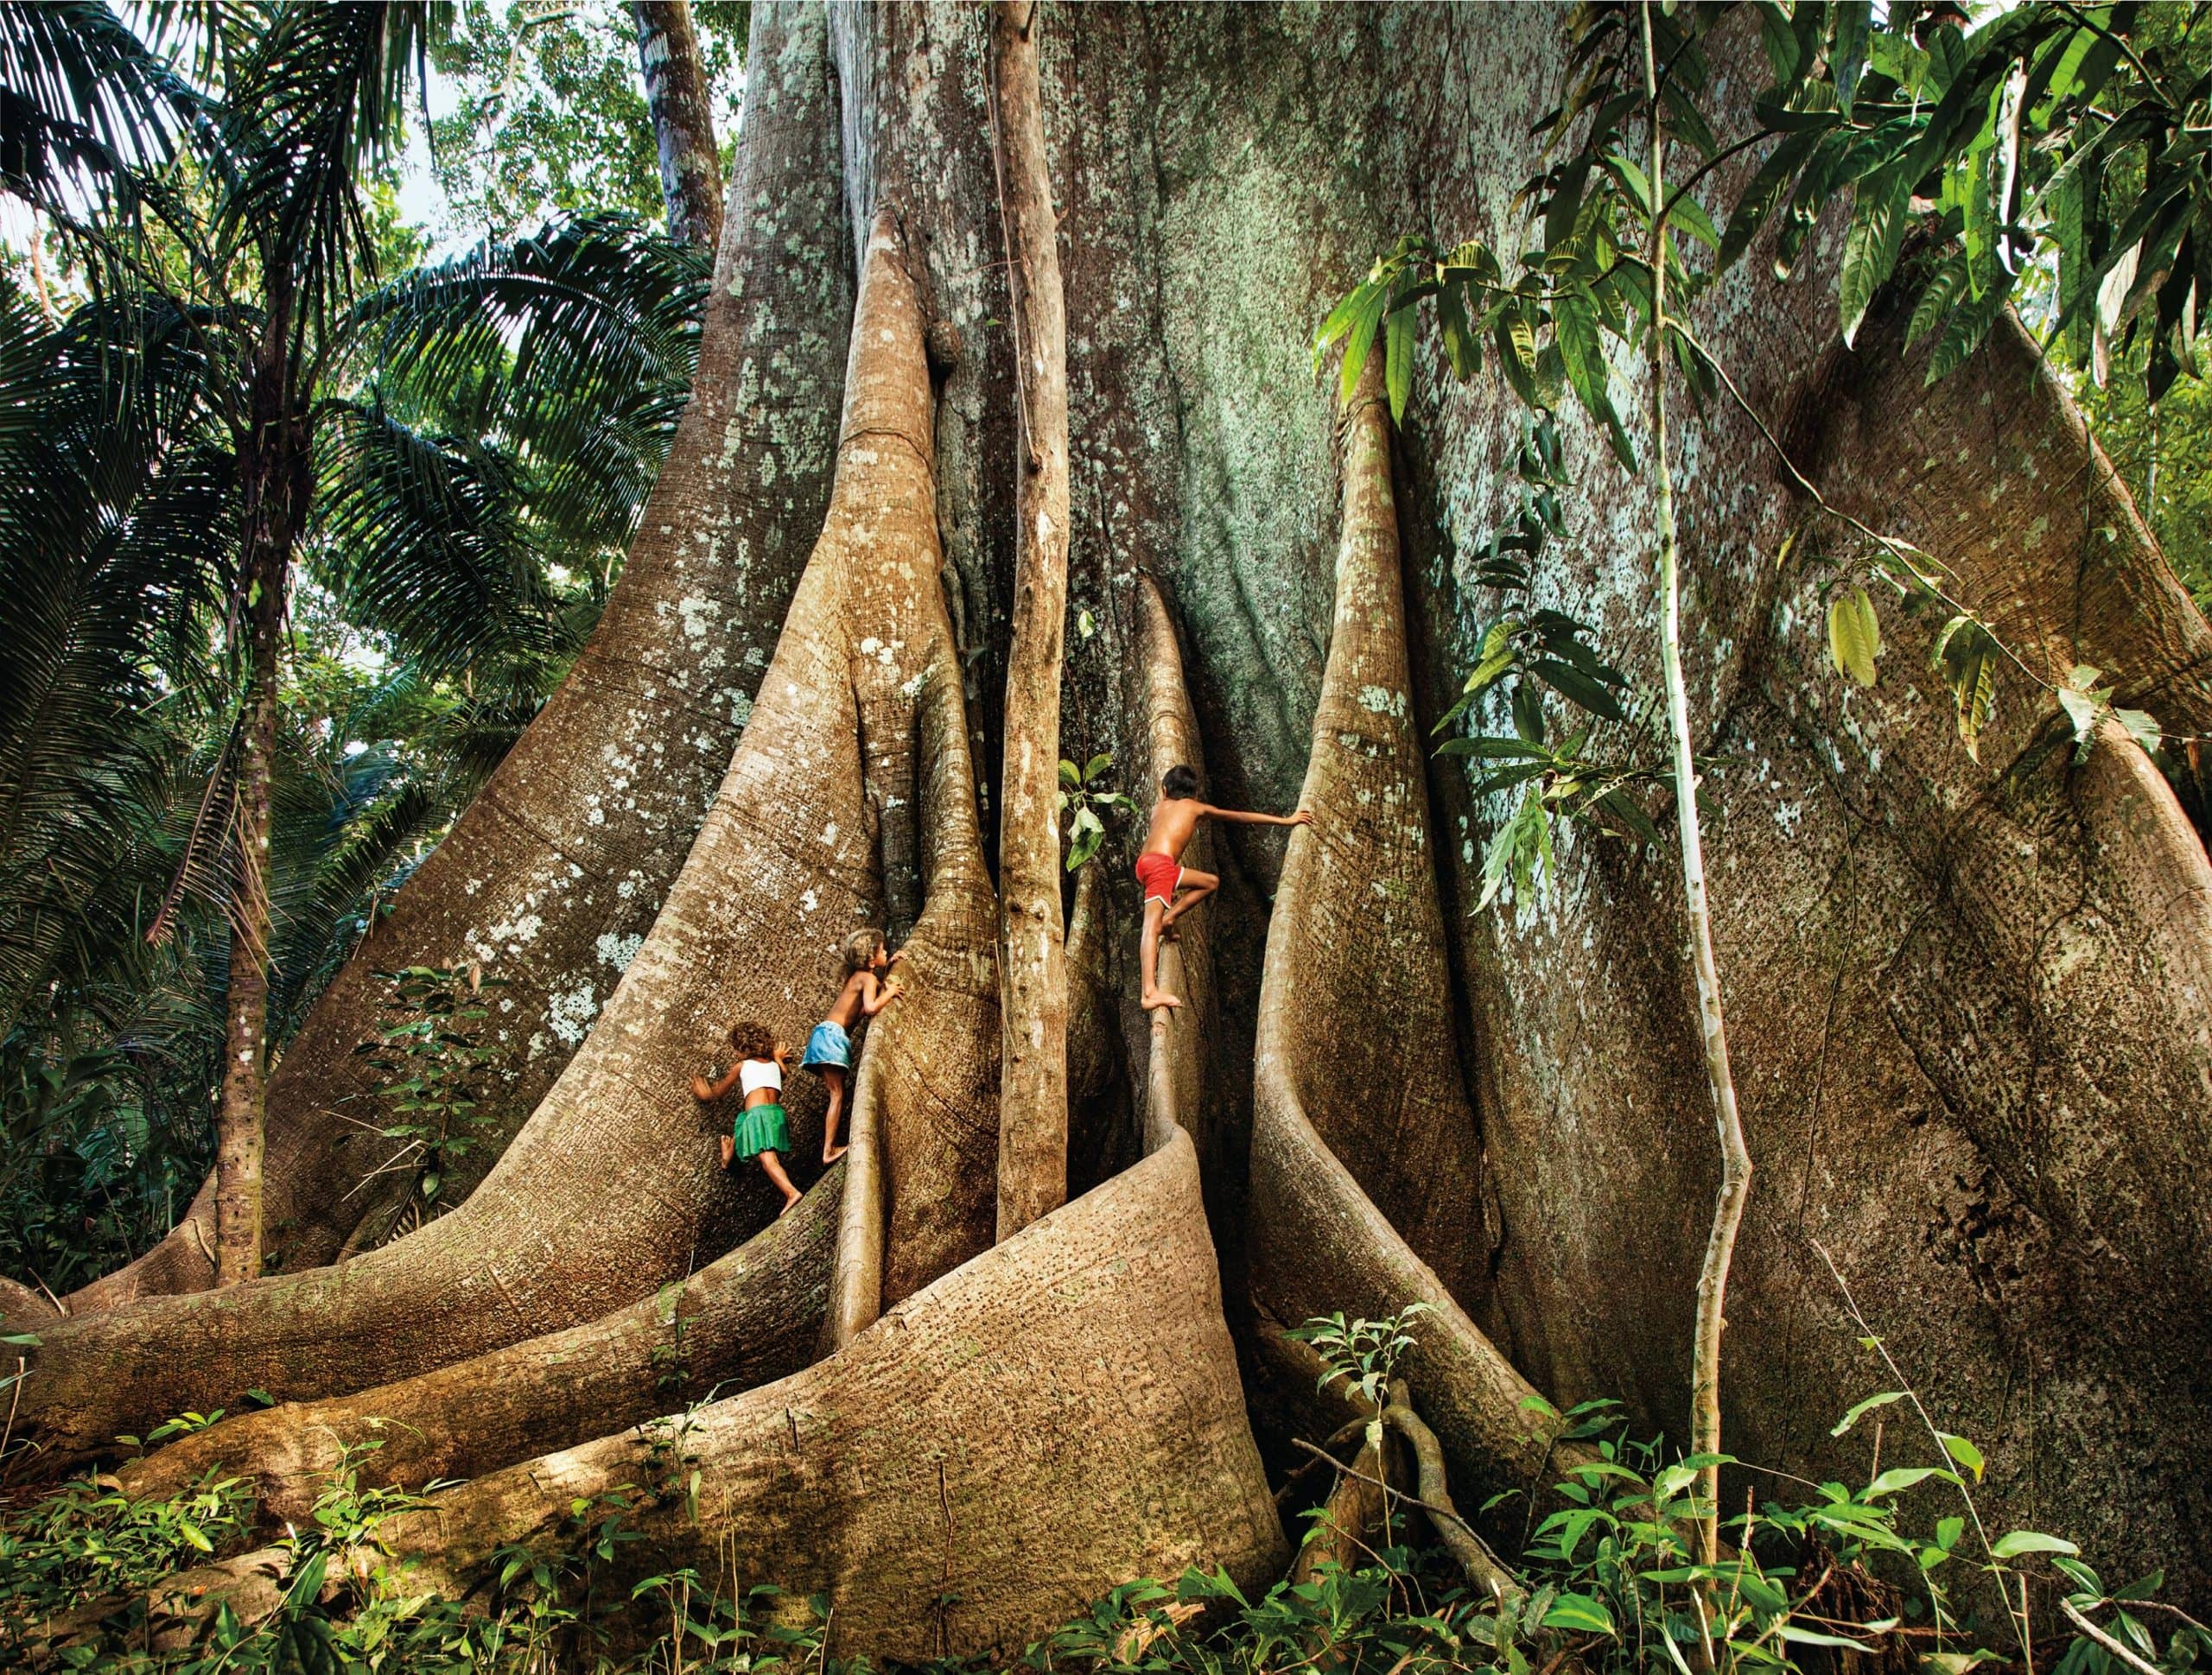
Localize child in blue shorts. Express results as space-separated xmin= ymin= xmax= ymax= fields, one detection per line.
xmin=806 ymin=928 xmax=905 ymax=1163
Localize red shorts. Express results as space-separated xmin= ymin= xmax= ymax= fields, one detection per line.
xmin=1134 ymin=852 xmax=1183 ymax=908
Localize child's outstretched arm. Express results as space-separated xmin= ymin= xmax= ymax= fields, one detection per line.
xmin=1203 ymin=803 xmax=1315 ymax=828
xmin=692 ymin=1065 xmax=741 ymax=1101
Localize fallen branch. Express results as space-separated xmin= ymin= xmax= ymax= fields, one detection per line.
xmin=2061 ymin=1599 xmax=2168 ymax=1675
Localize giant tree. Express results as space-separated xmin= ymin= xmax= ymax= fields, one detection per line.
xmin=15 ymin=2 xmax=2212 ymax=1658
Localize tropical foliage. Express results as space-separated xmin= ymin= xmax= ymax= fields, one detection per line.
xmin=0 ymin=2 xmax=707 ymax=1294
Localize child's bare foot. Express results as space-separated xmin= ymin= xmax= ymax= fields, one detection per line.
xmin=823 ymin=1144 xmax=848 ymax=1164
xmin=718 ymin=1135 xmax=734 ymax=1171
xmin=1141 ymin=987 xmax=1181 ymax=1012
xmin=777 ymin=1187 xmax=803 ymax=1215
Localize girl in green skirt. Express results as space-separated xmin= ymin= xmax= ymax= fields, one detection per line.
xmin=693 ymin=1020 xmax=800 ymax=1213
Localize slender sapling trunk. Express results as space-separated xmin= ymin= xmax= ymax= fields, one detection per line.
xmin=215 ymin=311 xmax=308 ymax=1288
xmin=1641 ymin=3 xmax=1752 ymax=1576
xmin=988 ymin=0 xmax=1072 ymax=1240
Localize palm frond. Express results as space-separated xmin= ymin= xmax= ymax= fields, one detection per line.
xmin=0 ymin=278 xmax=234 ymax=1036
xmin=216 ymin=1 xmax=428 ymax=331
xmin=351 ymin=211 xmax=706 ymax=448
xmin=313 ymin=395 xmax=565 ymax=678
xmin=0 ymin=1 xmax=198 ymax=220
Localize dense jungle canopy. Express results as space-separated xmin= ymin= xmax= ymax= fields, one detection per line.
xmin=4 ymin=3 xmax=2212 ymax=1672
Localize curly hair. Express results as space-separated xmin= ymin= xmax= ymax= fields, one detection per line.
xmin=726 ymin=1020 xmax=776 ymax=1062
xmin=843 ymin=927 xmax=887 ymax=974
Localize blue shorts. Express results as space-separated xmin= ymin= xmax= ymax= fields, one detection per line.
xmin=803 ymin=1019 xmax=851 ymax=1071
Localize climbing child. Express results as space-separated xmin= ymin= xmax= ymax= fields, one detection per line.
xmin=695 ymin=1022 xmax=801 ymax=1214
xmin=804 ymin=927 xmax=906 ymax=1164
xmin=1137 ymin=764 xmax=1313 ymax=1011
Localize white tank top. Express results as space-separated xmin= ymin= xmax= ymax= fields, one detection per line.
xmin=739 ymin=1056 xmax=782 ymax=1097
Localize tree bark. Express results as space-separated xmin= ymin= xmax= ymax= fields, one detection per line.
xmin=55 ymin=0 xmax=848 ymax=1312
xmin=1248 ymin=350 xmax=1566 ymax=1525
xmin=632 ymin=0 xmax=724 ymax=251
xmin=988 ymin=0 xmax=1072 ymax=1242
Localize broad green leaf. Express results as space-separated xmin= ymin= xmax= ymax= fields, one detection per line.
xmin=1340 ymin=284 xmax=1388 ymax=403
xmin=1478 ymin=786 xmax=1553 ymax=912
xmin=1827 ymin=586 xmax=1881 ymax=687
xmin=1830 ymin=1389 xmax=1904 ymax=1437
xmin=1669 ymin=192 xmax=1721 ymax=252
xmin=1437 ymin=737 xmax=1553 ymax=761
xmin=2114 ymin=707 xmax=2161 ymax=754
xmin=1384 ymin=301 xmax=1415 ymax=422
xmin=1465 ymin=620 xmax=1519 ymax=695
xmin=1939 ymin=1432 xmax=1985 ymax=1482
xmin=1779 ymin=1626 xmax=1875 ymax=1650
xmin=1497 ymin=308 xmax=1545 ymax=412
xmin=1757 ymin=0 xmax=1801 ymax=83
xmin=1552 ymin=288 xmax=1631 ymax=468
xmin=1543 ymin=1594 xmax=1617 ymax=1635
xmin=1931 ymin=614 xmax=2000 ymax=759
xmin=1437 ymin=281 xmax=1480 ymax=381
xmin=1865 ymin=1466 xmax=1943 ymax=1499
xmin=1532 ymin=657 xmax=1628 ymax=722
xmin=1314 ymin=278 xmax=1374 ymax=354
xmin=1840 ymin=162 xmax=1912 ymax=348
xmin=1907 ymin=254 xmax=1971 ymax=350
xmin=1831 ymin=3 xmax=1873 ymax=117
xmin=1599 ymin=788 xmax=1661 ymax=847
xmin=1992 ymin=1530 xmax=2081 ymax=1561
xmin=1723 ymin=129 xmax=1823 ymax=270
xmin=1927 ymin=272 xmax=2012 ymax=384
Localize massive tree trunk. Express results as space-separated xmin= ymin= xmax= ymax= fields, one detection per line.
xmin=54 ymin=0 xmax=850 ymax=1311
xmin=632 ymin=0 xmax=724 ymax=251
xmin=988 ymin=0 xmax=1074 ymax=1243
xmin=25 ymin=0 xmax=2212 ymax=1637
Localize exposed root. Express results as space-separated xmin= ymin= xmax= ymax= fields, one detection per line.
xmin=110 ymin=1170 xmax=842 ymax=1523
xmin=0 ymin=1275 xmax=60 ymax=1329
xmin=825 ymin=1030 xmax=887 ymax=1349
xmin=1137 ymin=579 xmax=1219 ymax=1158
xmin=1383 ymin=1378 xmax=1521 ymax=1602
xmin=1249 ymin=357 xmax=1584 ymax=1516
xmin=97 ymin=1135 xmax=1284 ymax=1664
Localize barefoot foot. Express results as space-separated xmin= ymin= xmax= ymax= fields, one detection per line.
xmin=1141 ymin=988 xmax=1181 ymax=1012
xmin=778 ymin=1189 xmax=802 ymax=1216
xmin=823 ymin=1145 xmax=848 ymax=1164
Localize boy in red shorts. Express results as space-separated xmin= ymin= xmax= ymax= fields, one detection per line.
xmin=1137 ymin=764 xmax=1313 ymax=1011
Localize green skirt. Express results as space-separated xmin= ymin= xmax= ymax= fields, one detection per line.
xmin=732 ymin=1101 xmax=791 ymax=1159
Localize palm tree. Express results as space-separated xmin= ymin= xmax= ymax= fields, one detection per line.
xmin=0 ymin=3 xmax=709 ymax=1285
